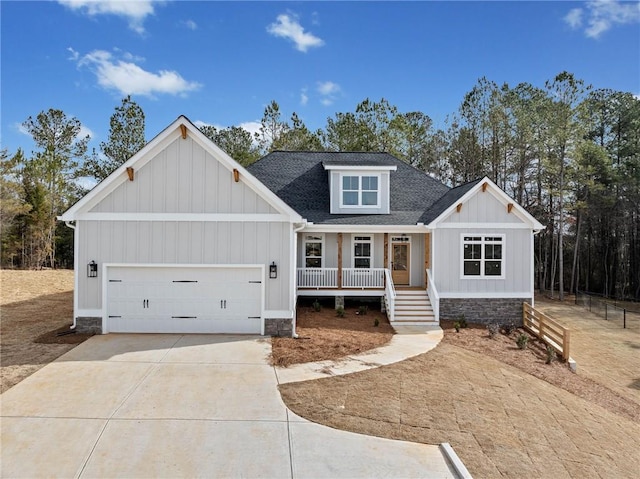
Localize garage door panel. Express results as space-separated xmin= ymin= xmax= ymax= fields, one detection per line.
xmin=106 ymin=267 xmax=263 ymax=334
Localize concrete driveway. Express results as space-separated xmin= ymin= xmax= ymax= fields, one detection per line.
xmin=1 ymin=334 xmax=456 ymax=478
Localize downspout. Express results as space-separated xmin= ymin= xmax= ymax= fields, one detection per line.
xmin=291 ymin=221 xmax=307 ymax=339
xmin=63 ymin=221 xmax=78 ymax=330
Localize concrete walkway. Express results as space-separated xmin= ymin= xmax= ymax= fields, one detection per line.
xmin=277 ymin=325 xmax=443 ymax=384
xmin=1 ymin=333 xmax=456 ymax=478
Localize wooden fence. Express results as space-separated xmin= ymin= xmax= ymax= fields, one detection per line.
xmin=523 ymin=303 xmax=571 ymax=360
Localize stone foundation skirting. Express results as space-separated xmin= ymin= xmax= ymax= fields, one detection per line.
xmin=76 ymin=316 xmax=102 ymax=334
xmin=264 ymin=317 xmax=293 ymax=337
xmin=439 ymin=298 xmax=531 ymax=326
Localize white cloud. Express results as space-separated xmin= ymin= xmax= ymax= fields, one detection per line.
xmin=300 ymin=88 xmax=308 ymax=106
xmin=67 ymin=47 xmax=79 ymax=61
xmin=76 ymin=49 xmax=201 ymax=98
xmin=634 ymin=93 xmax=640 ymax=100
xmin=78 ymin=125 xmax=94 ymax=139
xmin=564 ymin=8 xmax=583 ymax=29
xmin=239 ymin=121 xmax=262 ymax=139
xmin=317 ymin=81 xmax=341 ymax=105
xmin=182 ymin=19 xmax=197 ymax=30
xmin=15 ymin=123 xmax=30 ymax=136
xmin=76 ymin=176 xmax=98 ymax=191
xmin=266 ymin=13 xmax=324 ymax=52
xmin=16 ymin=121 xmax=93 ymax=140
xmin=58 ymin=0 xmax=159 ymax=34
xmin=564 ymin=1 xmax=640 ymax=38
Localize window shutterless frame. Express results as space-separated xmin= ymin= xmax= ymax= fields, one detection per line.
xmin=339 ymin=173 xmax=381 ymax=208
xmin=460 ymin=234 xmax=505 ymax=279
xmin=352 ymin=234 xmax=373 ymax=268
xmin=303 ymin=234 xmax=324 ymax=268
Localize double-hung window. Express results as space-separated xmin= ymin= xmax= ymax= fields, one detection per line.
xmin=462 ymin=235 xmax=504 ymax=278
xmin=341 ymin=175 xmax=379 ymax=207
xmin=304 ymin=234 xmax=323 ymax=268
xmin=353 ymin=235 xmax=372 ymax=268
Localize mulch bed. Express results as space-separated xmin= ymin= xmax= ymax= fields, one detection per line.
xmin=270 ymin=300 xmax=394 ymax=367
xmin=34 ymin=324 xmax=94 ymax=344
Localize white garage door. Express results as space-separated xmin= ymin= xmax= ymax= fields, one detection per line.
xmin=106 ymin=266 xmax=262 ymax=334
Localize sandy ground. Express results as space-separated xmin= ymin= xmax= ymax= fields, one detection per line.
xmin=536 ymin=297 xmax=640 ymax=407
xmin=0 ymin=270 xmax=92 ymax=393
xmin=280 ymin=306 xmax=640 ymax=478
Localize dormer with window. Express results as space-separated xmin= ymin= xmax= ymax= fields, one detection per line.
xmin=323 ymin=162 xmax=397 ymax=214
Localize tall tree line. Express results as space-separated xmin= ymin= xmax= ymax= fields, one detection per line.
xmin=2 ymin=73 xmax=638 ymax=300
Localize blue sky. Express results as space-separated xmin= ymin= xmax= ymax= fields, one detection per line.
xmin=2 ymin=1 xmax=639 ymax=157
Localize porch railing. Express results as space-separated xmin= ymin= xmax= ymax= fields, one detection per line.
xmin=297 ymin=268 xmax=386 ymax=289
xmin=297 ymin=268 xmax=338 ymax=288
xmin=426 ymin=268 xmax=439 ymax=322
xmin=342 ymin=268 xmax=385 ymax=288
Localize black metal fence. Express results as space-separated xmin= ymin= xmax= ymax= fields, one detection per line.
xmin=575 ymin=290 xmax=640 ymax=329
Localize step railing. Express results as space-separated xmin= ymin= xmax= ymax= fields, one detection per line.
xmin=384 ymin=269 xmax=396 ymax=323
xmin=426 ymin=268 xmax=439 ymax=322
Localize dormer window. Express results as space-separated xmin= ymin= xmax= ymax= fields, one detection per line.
xmin=341 ymin=175 xmax=380 ymax=207
xmin=323 ymin=163 xmax=396 ymax=215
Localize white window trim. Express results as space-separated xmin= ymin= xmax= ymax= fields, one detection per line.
xmin=303 ymin=234 xmax=324 ymax=268
xmin=339 ymin=173 xmax=381 ymax=208
xmin=460 ymin=234 xmax=505 ymax=279
xmin=351 ymin=234 xmax=373 ymax=269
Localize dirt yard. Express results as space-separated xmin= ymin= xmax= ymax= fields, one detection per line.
xmin=280 ymin=311 xmax=640 ymax=478
xmin=271 ymin=299 xmax=393 ymax=367
xmin=0 ymin=270 xmax=92 ymax=393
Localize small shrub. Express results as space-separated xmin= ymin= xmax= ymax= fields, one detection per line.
xmin=374 ymin=317 xmax=380 ymax=327
xmin=453 ymin=321 xmax=461 ymax=333
xmin=336 ymin=306 xmax=345 ymax=318
xmin=312 ymin=300 xmax=321 ymax=312
xmin=516 ymin=333 xmax=529 ymax=350
xmin=358 ymin=305 xmax=368 ymax=315
xmin=459 ymin=315 xmax=467 ymax=328
xmin=501 ymin=322 xmax=515 ymax=335
xmin=545 ymin=345 xmax=557 ymax=364
xmin=487 ymin=323 xmax=500 ymax=339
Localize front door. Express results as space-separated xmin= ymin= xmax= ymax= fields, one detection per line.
xmin=392 ymin=243 xmax=410 ymax=285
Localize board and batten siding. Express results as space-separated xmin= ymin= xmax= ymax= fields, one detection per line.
xmin=433 ymin=227 xmax=532 ymax=294
xmin=78 ymin=220 xmax=291 ymax=312
xmin=90 ymin=137 xmax=278 ymax=215
xmin=442 ymin=189 xmax=521 ymax=225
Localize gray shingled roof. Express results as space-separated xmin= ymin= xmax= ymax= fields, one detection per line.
xmin=247 ymin=151 xmax=467 ymax=225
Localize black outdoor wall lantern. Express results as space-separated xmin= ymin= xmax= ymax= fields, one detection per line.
xmin=269 ymin=262 xmax=277 ymax=279
xmin=88 ymin=260 xmax=98 ymax=278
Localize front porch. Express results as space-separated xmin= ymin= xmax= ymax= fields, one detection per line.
xmin=295 ymin=231 xmax=438 ymax=326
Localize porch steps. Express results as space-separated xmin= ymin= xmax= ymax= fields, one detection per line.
xmin=391 ymin=289 xmax=437 ymax=326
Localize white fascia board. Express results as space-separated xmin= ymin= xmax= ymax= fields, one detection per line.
xmin=302 ymin=224 xmax=428 ymax=233
xmin=75 ymin=213 xmax=292 ymax=223
xmin=60 ymin=122 xmax=183 ymax=220
xmin=439 ymin=292 xmax=533 ymax=298
xmin=436 ymin=223 xmax=531 ymax=229
xmin=60 ymin=116 xmax=303 ymax=223
xmin=323 ymin=165 xmax=397 ymax=171
xmin=429 ymin=177 xmax=544 ymax=231
xmin=183 ymin=118 xmax=303 ymax=221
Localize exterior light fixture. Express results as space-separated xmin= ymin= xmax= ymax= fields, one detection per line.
xmin=87 ymin=260 xmax=98 ymax=278
xmin=269 ymin=262 xmax=277 ymax=279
